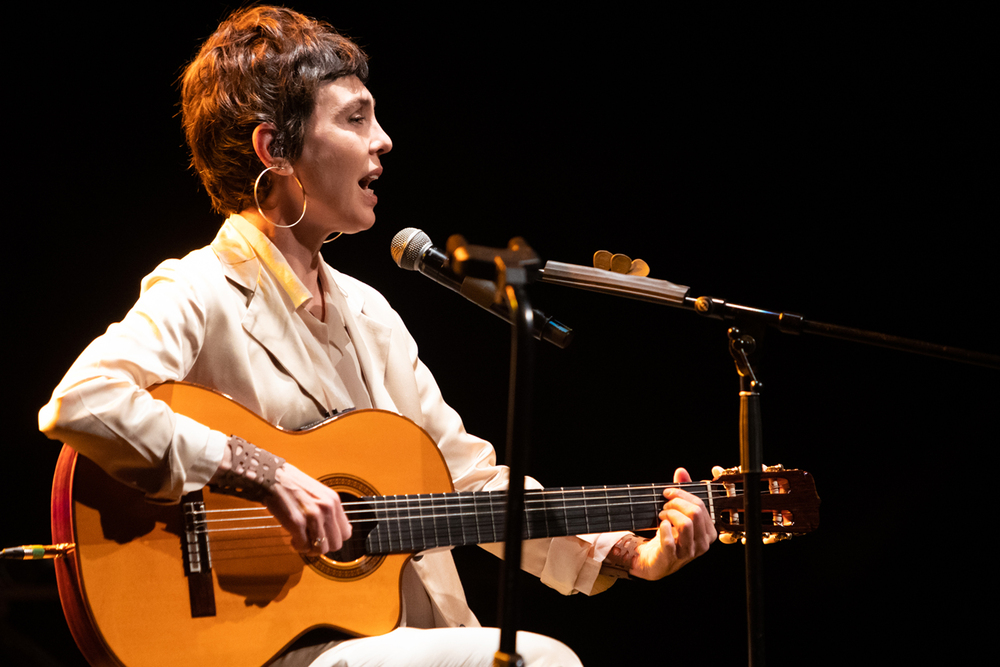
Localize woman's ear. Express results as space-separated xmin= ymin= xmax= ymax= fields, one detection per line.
xmin=251 ymin=122 xmax=293 ymax=173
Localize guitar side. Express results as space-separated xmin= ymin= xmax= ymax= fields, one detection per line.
xmin=51 ymin=382 xmax=456 ymax=667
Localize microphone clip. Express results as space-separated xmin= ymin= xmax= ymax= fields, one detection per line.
xmin=446 ymin=235 xmax=541 ymax=303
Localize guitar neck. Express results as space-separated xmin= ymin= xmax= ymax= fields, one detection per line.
xmin=360 ymin=483 xmax=716 ymax=554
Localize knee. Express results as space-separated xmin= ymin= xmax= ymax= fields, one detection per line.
xmin=515 ymin=631 xmax=584 ymax=667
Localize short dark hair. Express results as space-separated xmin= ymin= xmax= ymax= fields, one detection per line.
xmin=180 ymin=5 xmax=369 ymax=214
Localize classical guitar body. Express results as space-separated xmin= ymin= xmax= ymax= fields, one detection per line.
xmin=52 ymin=382 xmax=454 ymax=667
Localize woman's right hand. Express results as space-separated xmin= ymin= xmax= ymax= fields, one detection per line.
xmin=264 ymin=462 xmax=352 ymax=556
xmin=209 ymin=437 xmax=351 ymax=556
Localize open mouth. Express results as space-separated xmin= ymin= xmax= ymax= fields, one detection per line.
xmin=359 ymin=173 xmax=379 ymax=191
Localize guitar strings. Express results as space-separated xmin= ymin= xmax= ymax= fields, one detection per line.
xmin=191 ymin=481 xmax=730 ymax=518
xmin=187 ymin=482 xmax=742 ymax=535
xmin=191 ymin=485 xmax=727 ymax=519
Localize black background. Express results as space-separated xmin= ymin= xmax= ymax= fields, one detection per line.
xmin=4 ymin=3 xmax=996 ymax=666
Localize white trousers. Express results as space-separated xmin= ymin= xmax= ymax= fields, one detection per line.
xmin=307 ymin=628 xmax=584 ymax=667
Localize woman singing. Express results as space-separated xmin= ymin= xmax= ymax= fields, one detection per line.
xmin=40 ymin=6 xmax=714 ymax=665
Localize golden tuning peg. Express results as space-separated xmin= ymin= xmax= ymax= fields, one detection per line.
xmin=592 ymin=251 xmax=650 ymax=277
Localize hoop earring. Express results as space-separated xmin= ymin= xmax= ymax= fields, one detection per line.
xmin=323 ymin=232 xmax=343 ymax=244
xmin=254 ymin=165 xmax=307 ymax=228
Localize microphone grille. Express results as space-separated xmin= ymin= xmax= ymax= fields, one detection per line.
xmin=390 ymin=227 xmax=431 ymax=271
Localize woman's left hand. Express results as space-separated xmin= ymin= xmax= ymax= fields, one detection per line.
xmin=629 ymin=467 xmax=717 ymax=580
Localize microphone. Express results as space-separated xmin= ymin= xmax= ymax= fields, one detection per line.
xmin=390 ymin=228 xmax=573 ymax=348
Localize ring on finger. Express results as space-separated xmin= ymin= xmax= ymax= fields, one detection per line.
xmin=312 ymin=536 xmax=327 ymax=549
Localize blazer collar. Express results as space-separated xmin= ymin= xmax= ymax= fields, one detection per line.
xmin=211 ymin=215 xmax=395 ymax=414
xmin=210 ymin=216 xmax=328 ymax=412
xmin=210 ymin=215 xmax=311 ymax=307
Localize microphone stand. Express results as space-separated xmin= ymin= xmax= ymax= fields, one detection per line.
xmin=447 ymin=236 xmax=543 ymax=667
xmin=538 ymin=260 xmax=999 ymax=667
xmin=494 ymin=281 xmax=533 ymax=667
xmin=540 ymin=261 xmax=1000 ymax=369
xmin=729 ymin=318 xmax=766 ymax=666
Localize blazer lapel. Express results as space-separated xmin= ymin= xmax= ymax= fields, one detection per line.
xmin=212 ymin=220 xmax=332 ymax=416
xmin=333 ymin=270 xmax=397 ymax=413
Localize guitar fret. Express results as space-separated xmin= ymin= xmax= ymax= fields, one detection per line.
xmin=496 ymin=491 xmax=506 ymax=542
xmin=393 ymin=495 xmax=403 ymax=553
xmin=390 ymin=495 xmax=403 ymax=553
xmin=425 ymin=493 xmax=435 ymax=549
xmin=412 ymin=494 xmax=423 ymax=552
xmin=392 ymin=495 xmax=402 ymax=552
xmin=384 ymin=497 xmax=394 ymax=553
xmin=600 ymin=485 xmax=620 ymax=532
xmin=627 ymin=485 xmax=637 ymax=532
xmin=448 ymin=493 xmax=458 ymax=546
xmin=418 ymin=493 xmax=430 ymax=552
xmin=451 ymin=494 xmax=463 ymax=546
xmin=567 ymin=489 xmax=590 ymax=533
xmin=472 ymin=492 xmax=482 ymax=544
xmin=703 ymin=480 xmax=716 ymax=523
xmin=368 ymin=498 xmax=378 ymax=553
xmin=593 ymin=485 xmax=617 ymax=533
xmin=465 ymin=493 xmax=476 ymax=545
xmin=594 ymin=485 xmax=614 ymax=533
xmin=466 ymin=493 xmax=481 ymax=546
xmin=489 ymin=491 xmax=500 ymax=543
xmin=454 ymin=493 xmax=466 ymax=547
xmin=445 ymin=493 xmax=455 ymax=547
xmin=522 ymin=491 xmax=532 ymax=539
xmin=540 ymin=490 xmax=551 ymax=538
xmin=391 ymin=495 xmax=401 ymax=552
xmin=560 ymin=487 xmax=569 ymax=536
xmin=403 ymin=494 xmax=414 ymax=553
xmin=433 ymin=493 xmax=444 ymax=548
xmin=568 ymin=488 xmax=590 ymax=534
xmin=435 ymin=494 xmax=445 ymax=547
xmin=588 ymin=487 xmax=606 ymax=534
xmin=648 ymin=487 xmax=660 ymax=530
xmin=527 ymin=490 xmax=548 ymax=539
xmin=412 ymin=494 xmax=423 ymax=551
xmin=523 ymin=490 xmax=541 ymax=539
xmin=375 ymin=497 xmax=387 ymax=554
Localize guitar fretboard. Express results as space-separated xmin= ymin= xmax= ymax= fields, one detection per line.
xmin=360 ymin=483 xmax=717 ymax=554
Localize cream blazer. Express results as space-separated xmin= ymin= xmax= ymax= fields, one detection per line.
xmin=40 ymin=216 xmax=618 ymax=629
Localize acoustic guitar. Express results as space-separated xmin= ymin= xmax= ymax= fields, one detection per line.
xmin=51 ymin=382 xmax=819 ymax=666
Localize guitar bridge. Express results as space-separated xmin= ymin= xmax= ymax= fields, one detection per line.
xmin=182 ymin=491 xmax=216 ymax=618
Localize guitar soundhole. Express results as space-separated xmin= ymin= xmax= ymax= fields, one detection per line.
xmin=302 ymin=475 xmax=384 ymax=581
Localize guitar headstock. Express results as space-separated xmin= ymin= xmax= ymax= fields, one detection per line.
xmin=712 ymin=465 xmax=820 ymax=544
